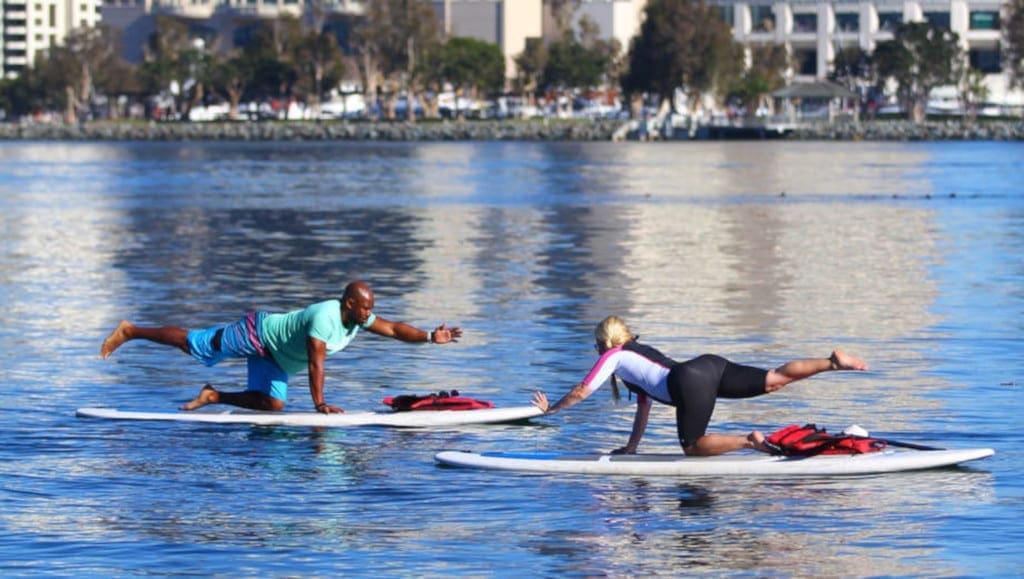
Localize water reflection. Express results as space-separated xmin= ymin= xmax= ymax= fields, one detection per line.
xmin=0 ymin=140 xmax=1019 ymax=576
xmin=527 ymin=469 xmax=996 ymax=576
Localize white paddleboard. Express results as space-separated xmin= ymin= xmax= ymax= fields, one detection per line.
xmin=434 ymin=447 xmax=995 ymax=476
xmin=76 ymin=405 xmax=543 ymax=428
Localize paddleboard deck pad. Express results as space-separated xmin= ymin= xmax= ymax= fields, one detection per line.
xmin=434 ymin=447 xmax=994 ymax=476
xmin=76 ymin=405 xmax=542 ymax=428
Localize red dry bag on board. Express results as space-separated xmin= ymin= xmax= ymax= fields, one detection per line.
xmin=765 ymin=424 xmax=887 ymax=456
xmin=383 ymin=390 xmax=494 ymax=412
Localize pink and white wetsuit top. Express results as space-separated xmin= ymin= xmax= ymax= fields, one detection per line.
xmin=581 ymin=341 xmax=679 ymax=405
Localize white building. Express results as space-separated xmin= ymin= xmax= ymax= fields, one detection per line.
xmin=1 ymin=0 xmax=104 ymax=78
xmin=6 ymin=0 xmax=1020 ymax=106
xmin=714 ymin=0 xmax=1018 ymax=105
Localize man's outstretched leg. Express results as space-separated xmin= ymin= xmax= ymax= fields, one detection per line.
xmin=101 ymin=321 xmax=190 ymax=359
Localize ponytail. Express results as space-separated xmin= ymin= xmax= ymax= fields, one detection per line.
xmin=595 ymin=316 xmax=636 ymax=404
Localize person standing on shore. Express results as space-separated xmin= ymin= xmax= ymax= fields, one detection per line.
xmin=532 ymin=316 xmax=867 ymax=456
xmin=100 ymin=281 xmax=461 ymax=413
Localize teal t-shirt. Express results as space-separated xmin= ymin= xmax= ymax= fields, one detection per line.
xmin=260 ymin=300 xmax=376 ymax=375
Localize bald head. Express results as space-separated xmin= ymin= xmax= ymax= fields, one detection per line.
xmin=343 ymin=280 xmax=373 ymax=303
xmin=341 ymin=281 xmax=375 ymax=326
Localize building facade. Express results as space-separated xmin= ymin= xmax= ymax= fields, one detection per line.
xmin=432 ymin=0 xmax=542 ymax=79
xmin=2 ymin=0 xmax=103 ymax=78
xmin=713 ymin=0 xmax=1016 ymax=104
xmin=5 ymin=0 xmax=1020 ymax=106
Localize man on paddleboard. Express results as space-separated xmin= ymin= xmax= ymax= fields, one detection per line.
xmin=532 ymin=316 xmax=867 ymax=456
xmin=100 ymin=281 xmax=461 ymax=413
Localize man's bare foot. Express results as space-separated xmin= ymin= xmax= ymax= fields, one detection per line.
xmin=830 ymin=349 xmax=868 ymax=371
xmin=100 ymin=321 xmax=134 ymax=359
xmin=180 ymin=384 xmax=219 ymax=411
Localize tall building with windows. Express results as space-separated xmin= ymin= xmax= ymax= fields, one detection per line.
xmin=1 ymin=0 xmax=103 ymax=78
xmin=709 ymin=0 xmax=1017 ymax=105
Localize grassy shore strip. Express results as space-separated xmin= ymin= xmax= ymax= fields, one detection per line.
xmin=1 ymin=118 xmax=1022 ymax=141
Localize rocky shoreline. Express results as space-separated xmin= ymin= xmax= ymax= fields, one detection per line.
xmin=786 ymin=119 xmax=1024 ymax=141
xmin=0 ymin=119 xmax=622 ymax=141
xmin=1 ymin=118 xmax=1022 ymax=141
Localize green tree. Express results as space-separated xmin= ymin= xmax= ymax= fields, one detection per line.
xmin=421 ymin=36 xmax=504 ymax=117
xmin=295 ymin=29 xmax=346 ymax=114
xmin=138 ymin=15 xmax=192 ymax=116
xmin=874 ymin=22 xmax=960 ymax=123
xmin=548 ymin=0 xmax=581 ymax=34
xmin=513 ymin=38 xmax=547 ymax=106
xmin=0 ymin=69 xmax=45 ymax=119
xmin=621 ymin=0 xmax=739 ymax=117
xmin=958 ymin=66 xmax=989 ymax=123
xmin=237 ymin=19 xmax=301 ymax=108
xmin=830 ymin=46 xmax=873 ymax=93
xmin=355 ymin=0 xmax=440 ymax=120
xmin=524 ymin=15 xmax=618 ymax=117
xmin=36 ymin=25 xmax=124 ymax=123
xmin=1004 ymin=0 xmax=1024 ymax=89
xmin=728 ymin=42 xmax=788 ymax=120
xmin=433 ymin=37 xmax=505 ymax=97
xmin=210 ymin=52 xmax=250 ymax=120
xmin=542 ymin=30 xmax=610 ymax=94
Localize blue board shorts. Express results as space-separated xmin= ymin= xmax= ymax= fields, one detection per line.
xmin=186 ymin=311 xmax=290 ymax=401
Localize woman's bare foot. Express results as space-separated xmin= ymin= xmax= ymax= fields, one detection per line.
xmin=747 ymin=430 xmax=770 ymax=452
xmin=100 ymin=321 xmax=134 ymax=359
xmin=829 ymin=349 xmax=868 ymax=371
xmin=180 ymin=384 xmax=219 ymax=411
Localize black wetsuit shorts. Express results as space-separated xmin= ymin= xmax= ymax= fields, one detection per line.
xmin=666 ymin=354 xmax=768 ymax=449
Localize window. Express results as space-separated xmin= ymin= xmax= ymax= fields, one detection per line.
xmin=878 ymin=12 xmax=902 ymax=32
xmin=751 ymin=5 xmax=775 ymax=32
xmin=924 ymin=11 xmax=950 ymax=30
xmin=795 ymin=49 xmax=817 ymax=75
xmin=793 ymin=13 xmax=817 ymax=33
xmin=715 ymin=5 xmax=734 ymax=27
xmin=969 ymin=48 xmax=1001 ymax=73
xmin=836 ymin=13 xmax=859 ymax=33
xmin=970 ymin=11 xmax=1000 ymax=30
xmin=232 ymin=23 xmax=259 ymax=48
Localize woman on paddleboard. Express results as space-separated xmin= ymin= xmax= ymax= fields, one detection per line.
xmin=532 ymin=316 xmax=868 ymax=456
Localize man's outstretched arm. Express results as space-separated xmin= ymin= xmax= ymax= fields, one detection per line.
xmin=368 ymin=317 xmax=462 ymax=344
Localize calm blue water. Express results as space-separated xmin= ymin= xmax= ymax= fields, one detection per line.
xmin=1 ymin=139 xmax=1022 ymax=575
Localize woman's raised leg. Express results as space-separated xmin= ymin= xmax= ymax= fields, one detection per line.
xmin=764 ymin=349 xmax=867 ymax=393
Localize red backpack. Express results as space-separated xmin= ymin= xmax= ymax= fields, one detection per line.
xmin=765 ymin=424 xmax=887 ymax=456
xmin=383 ymin=390 xmax=494 ymax=412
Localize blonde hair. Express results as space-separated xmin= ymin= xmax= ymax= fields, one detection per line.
xmin=595 ymin=316 xmax=634 ymax=402
xmin=595 ymin=315 xmax=634 ymax=350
